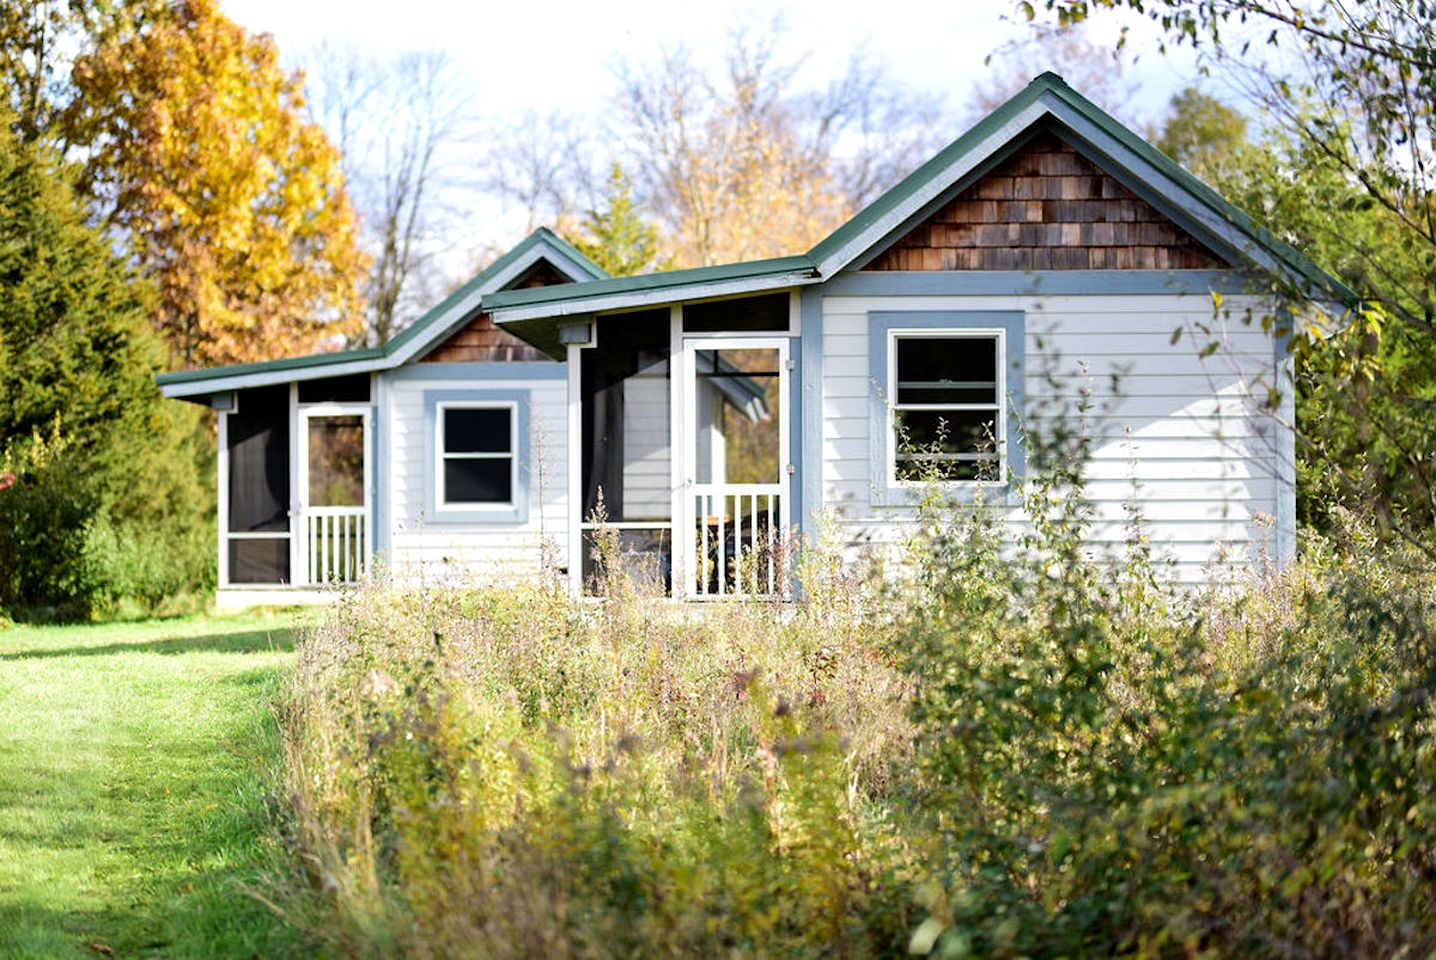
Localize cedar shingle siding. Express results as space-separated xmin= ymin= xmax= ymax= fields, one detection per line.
xmin=422 ymin=258 xmax=575 ymax=363
xmin=864 ymin=132 xmax=1223 ymax=272
xmin=422 ymin=313 xmax=549 ymax=363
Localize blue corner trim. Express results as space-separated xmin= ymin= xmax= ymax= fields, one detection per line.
xmin=867 ymin=310 xmax=1026 ymax=507
xmin=821 ymin=269 xmax=1253 ymax=299
xmin=391 ymin=361 xmax=566 ymax=382
xmin=374 ymin=372 xmax=391 ymax=558
xmin=421 ymin=388 xmax=531 ymax=524
xmin=799 ymin=289 xmax=824 ymax=545
xmin=788 ymin=334 xmax=803 ymax=542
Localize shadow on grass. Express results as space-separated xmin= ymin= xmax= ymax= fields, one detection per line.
xmin=0 ymin=629 xmax=298 ymax=661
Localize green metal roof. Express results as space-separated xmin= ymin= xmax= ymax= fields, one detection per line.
xmin=155 ymin=344 xmax=387 ymax=386
xmin=381 ymin=227 xmax=606 ymax=357
xmin=804 ymin=75 xmax=1059 ymax=269
xmin=1024 ymin=73 xmax=1352 ymax=301
xmin=483 ymin=72 xmax=1348 ymax=329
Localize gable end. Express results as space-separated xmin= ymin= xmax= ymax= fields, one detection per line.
xmin=862 ymin=131 xmax=1226 ymax=272
xmin=422 ymin=255 xmax=579 ymax=363
xmin=422 ymin=312 xmax=549 ymax=363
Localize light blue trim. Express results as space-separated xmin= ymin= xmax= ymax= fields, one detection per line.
xmin=867 ymin=311 xmax=1026 ymax=507
xmin=421 ymin=388 xmax=531 ymax=524
xmin=799 ymin=289 xmax=824 ymax=545
xmin=823 ymin=270 xmax=1256 ymax=298
xmin=390 ymin=361 xmax=566 ymax=382
xmin=374 ymin=372 xmax=391 ymax=558
xmin=788 ymin=334 xmax=803 ymax=543
xmin=1273 ymin=306 xmax=1297 ymax=568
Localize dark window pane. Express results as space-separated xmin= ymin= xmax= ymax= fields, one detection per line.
xmin=895 ymin=408 xmax=998 ymax=453
xmin=895 ymin=405 xmax=1001 ymax=482
xmin=581 ymin=311 xmax=672 ymax=523
xmin=228 ymin=385 xmax=289 ymax=533
xmin=444 ymin=408 xmax=511 ymax=454
xmin=683 ymin=293 xmax=789 ymax=332
xmin=229 ymin=538 xmax=290 ymax=584
xmin=298 ymin=374 xmax=370 ymax=403
xmin=896 ymin=457 xmax=987 ymax=481
xmin=895 ymin=336 xmax=998 ymax=405
xmin=444 ymin=458 xmax=512 ymax=504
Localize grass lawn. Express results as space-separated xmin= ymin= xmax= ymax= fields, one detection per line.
xmin=0 ymin=610 xmax=309 ymax=959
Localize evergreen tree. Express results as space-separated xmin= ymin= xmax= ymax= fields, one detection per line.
xmin=571 ymin=165 xmax=667 ymax=277
xmin=0 ymin=117 xmax=212 ymax=618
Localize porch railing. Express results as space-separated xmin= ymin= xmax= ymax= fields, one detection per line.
xmin=692 ymin=485 xmax=783 ymax=597
xmin=305 ymin=507 xmax=367 ymax=585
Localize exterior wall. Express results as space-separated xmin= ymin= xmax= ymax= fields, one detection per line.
xmin=813 ymin=281 xmax=1290 ymax=584
xmin=382 ymin=363 xmax=570 ymax=586
xmin=621 ymin=363 xmax=672 ymax=520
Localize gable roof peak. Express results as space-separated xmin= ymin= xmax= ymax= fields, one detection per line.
xmin=804 ymin=71 xmax=1347 ymax=300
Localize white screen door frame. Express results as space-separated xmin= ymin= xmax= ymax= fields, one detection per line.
xmin=679 ymin=336 xmax=790 ymax=598
xmin=295 ymin=403 xmax=372 ymax=586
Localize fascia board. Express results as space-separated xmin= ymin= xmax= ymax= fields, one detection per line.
xmin=159 ymin=354 xmax=390 ymax=398
xmin=488 ymin=270 xmax=821 ymax=324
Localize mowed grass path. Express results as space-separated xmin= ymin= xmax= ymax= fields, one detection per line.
xmin=0 ymin=612 xmax=308 ymax=958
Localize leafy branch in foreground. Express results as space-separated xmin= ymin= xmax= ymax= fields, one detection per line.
xmin=1038 ymin=0 xmax=1436 ymax=552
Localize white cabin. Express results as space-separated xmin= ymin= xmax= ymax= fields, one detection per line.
xmin=159 ymin=74 xmax=1341 ymax=607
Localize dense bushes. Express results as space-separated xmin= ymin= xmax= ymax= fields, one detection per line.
xmin=275 ymin=495 xmax=1436 ymax=956
xmin=902 ymin=501 xmax=1436 ymax=956
xmin=0 ymin=116 xmax=214 ymax=619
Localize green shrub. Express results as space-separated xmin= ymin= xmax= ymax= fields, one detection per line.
xmin=899 ymin=477 xmax=1436 ymax=957
xmin=0 ymin=112 xmax=214 ymax=620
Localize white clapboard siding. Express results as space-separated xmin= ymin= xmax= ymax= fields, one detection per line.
xmin=621 ymin=370 xmax=672 ymax=520
xmin=819 ymin=292 xmax=1288 ymax=582
xmin=386 ymin=376 xmax=569 ymax=585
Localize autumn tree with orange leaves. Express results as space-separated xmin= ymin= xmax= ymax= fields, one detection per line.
xmin=64 ymin=0 xmax=368 ymax=367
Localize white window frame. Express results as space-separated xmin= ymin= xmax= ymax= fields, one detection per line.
xmin=435 ymin=400 xmax=519 ymax=511
xmin=887 ymin=328 xmax=1007 ymax=487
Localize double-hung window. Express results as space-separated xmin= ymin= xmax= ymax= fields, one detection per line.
xmin=437 ymin=403 xmax=516 ymax=507
xmin=890 ymin=330 xmax=1005 ymax=482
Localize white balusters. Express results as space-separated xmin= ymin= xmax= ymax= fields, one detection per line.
xmin=691 ymin=487 xmax=781 ymax=598
xmin=305 ymin=508 xmax=366 ymax=586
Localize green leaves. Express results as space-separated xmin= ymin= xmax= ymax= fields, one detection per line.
xmin=0 ymin=118 xmax=212 ymax=616
xmin=897 ymin=453 xmax=1436 ymax=955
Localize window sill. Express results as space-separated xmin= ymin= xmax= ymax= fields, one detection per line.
xmin=426 ymin=504 xmax=525 ymax=524
xmin=870 ymin=477 xmax=1020 ymax=508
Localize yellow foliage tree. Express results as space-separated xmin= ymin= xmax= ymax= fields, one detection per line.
xmin=617 ymin=30 xmax=864 ymax=268
xmin=670 ymin=102 xmax=852 ymax=267
xmin=66 ymin=0 xmax=367 ymax=367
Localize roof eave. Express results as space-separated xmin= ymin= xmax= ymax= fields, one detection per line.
xmin=488 ymin=264 xmax=819 ymax=325
xmin=157 ymin=349 xmax=389 ymax=399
